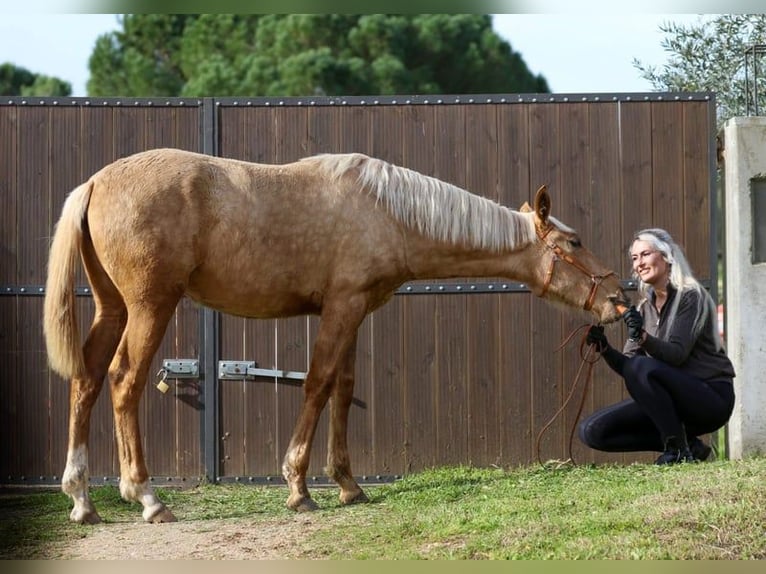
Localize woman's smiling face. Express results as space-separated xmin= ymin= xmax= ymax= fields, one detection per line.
xmin=630 ymin=239 xmax=670 ymax=287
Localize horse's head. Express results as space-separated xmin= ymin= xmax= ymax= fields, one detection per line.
xmin=520 ymin=185 xmax=627 ymax=324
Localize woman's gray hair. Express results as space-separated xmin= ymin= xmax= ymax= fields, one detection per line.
xmin=631 ymin=228 xmax=723 ymax=351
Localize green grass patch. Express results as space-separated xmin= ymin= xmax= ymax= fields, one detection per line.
xmin=2 ymin=458 xmax=765 ymax=559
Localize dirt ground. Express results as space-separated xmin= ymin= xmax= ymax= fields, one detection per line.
xmin=55 ymin=514 xmax=327 ymax=560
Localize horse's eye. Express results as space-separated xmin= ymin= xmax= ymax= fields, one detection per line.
xmin=568 ymin=238 xmax=582 ymax=248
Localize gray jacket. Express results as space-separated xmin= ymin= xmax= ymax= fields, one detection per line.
xmin=622 ymin=285 xmax=735 ymax=382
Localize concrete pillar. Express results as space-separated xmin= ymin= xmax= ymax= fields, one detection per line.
xmin=721 ymin=116 xmax=766 ymax=458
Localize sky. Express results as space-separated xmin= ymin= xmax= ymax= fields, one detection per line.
xmin=0 ymin=13 xmax=710 ymax=97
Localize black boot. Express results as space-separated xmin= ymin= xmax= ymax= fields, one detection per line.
xmin=688 ymin=437 xmax=713 ymax=462
xmin=655 ymin=435 xmax=695 ymax=465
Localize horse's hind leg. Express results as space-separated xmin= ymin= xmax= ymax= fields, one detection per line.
xmin=326 ymin=334 xmax=369 ymax=506
xmin=109 ymin=296 xmax=180 ymax=523
xmin=62 ymin=236 xmax=127 ymax=524
xmin=62 ymin=304 xmax=127 ymax=524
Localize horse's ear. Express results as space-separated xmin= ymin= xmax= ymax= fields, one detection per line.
xmin=519 ymin=201 xmax=532 ymax=213
xmin=533 ymin=185 xmax=551 ymax=223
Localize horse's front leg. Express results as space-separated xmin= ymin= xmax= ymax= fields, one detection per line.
xmin=282 ymin=296 xmax=367 ymax=512
xmin=326 ymin=335 xmax=369 ymax=506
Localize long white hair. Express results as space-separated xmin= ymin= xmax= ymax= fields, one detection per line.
xmin=631 ymin=228 xmax=724 ymax=351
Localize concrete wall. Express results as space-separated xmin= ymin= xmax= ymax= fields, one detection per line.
xmin=722 ymin=116 xmax=766 ymax=458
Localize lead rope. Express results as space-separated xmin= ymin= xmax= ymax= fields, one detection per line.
xmin=534 ymin=324 xmax=601 ymax=467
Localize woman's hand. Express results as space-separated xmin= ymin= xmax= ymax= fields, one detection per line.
xmin=586 ymin=325 xmax=608 ymax=353
xmin=622 ymin=306 xmax=644 ymax=342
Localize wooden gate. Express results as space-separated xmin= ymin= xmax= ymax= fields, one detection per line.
xmin=0 ymin=93 xmax=717 ymax=485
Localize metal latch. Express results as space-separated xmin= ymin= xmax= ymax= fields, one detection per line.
xmin=218 ymin=360 xmax=307 ymax=381
xmin=161 ymin=359 xmax=199 ymax=379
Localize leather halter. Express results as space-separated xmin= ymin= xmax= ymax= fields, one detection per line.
xmin=536 ymin=224 xmax=618 ymax=311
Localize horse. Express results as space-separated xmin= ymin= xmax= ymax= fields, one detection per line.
xmin=43 ymin=148 xmax=626 ymax=524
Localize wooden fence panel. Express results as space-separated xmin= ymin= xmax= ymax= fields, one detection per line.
xmin=0 ymin=95 xmax=717 ymax=484
xmin=0 ymin=102 xmax=204 ymax=482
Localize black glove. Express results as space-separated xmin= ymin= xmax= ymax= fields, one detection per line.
xmin=622 ymin=306 xmax=644 ymax=342
xmin=586 ymin=325 xmax=608 ymax=352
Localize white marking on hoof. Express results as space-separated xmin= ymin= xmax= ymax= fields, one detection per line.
xmin=70 ymin=505 xmax=101 ymax=525
xmin=62 ymin=445 xmax=99 ymax=523
xmin=145 ymin=505 xmax=177 ymax=523
xmin=121 ymin=479 xmax=176 ymax=523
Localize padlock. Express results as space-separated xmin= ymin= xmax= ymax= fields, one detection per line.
xmin=156 ymin=368 xmax=170 ymax=393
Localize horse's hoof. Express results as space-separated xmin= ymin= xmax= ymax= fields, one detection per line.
xmin=287 ymin=496 xmax=319 ymax=513
xmin=70 ymin=508 xmax=102 ymax=525
xmin=340 ymin=489 xmax=370 ymax=506
xmin=146 ymin=506 xmax=177 ymax=523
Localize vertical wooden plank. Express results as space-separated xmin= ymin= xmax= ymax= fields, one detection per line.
xmin=370 ymin=298 xmax=406 ymax=474
xmin=435 ymin=103 xmax=470 ymax=469
xmin=619 ymin=102 xmax=654 ymax=277
xmin=145 ymin=106 xmax=176 ymax=148
xmin=328 ymin=107 xmax=380 ymax=475
xmin=80 ymin=106 xmax=117 ymax=478
xmin=336 ymin=105 xmax=370 ymax=154
xmin=549 ymin=102 xmax=591 ymax=463
xmin=433 ymin=294 xmax=469 ymax=467
xmin=682 ymin=101 xmax=712 ymax=279
xmin=175 ymin=107 xmax=201 ymax=154
xmin=47 ymin=106 xmax=81 ymax=477
xmin=173 ymin=297 xmax=202 ymax=478
xmin=369 ymin=107 xmax=406 ymax=474
xmin=142 ymin=106 xmax=179 ymax=477
xmin=0 ymin=105 xmax=19 ymax=478
xmin=307 ymin=106 xmax=339 ymax=155
xmin=219 ymin=314 xmax=247 ymax=479
xmin=567 ymin=102 xmax=624 ymax=464
xmin=465 ymin=105 xmax=502 ymax=466
xmin=114 ymin=106 xmax=146 ymax=159
xmin=528 ymin=102 xmax=564 ymax=462
xmin=0 ymin=106 xmax=19 ymax=282
xmin=402 ymin=293 xmax=438 ymax=471
xmin=216 ymin=107 xmax=248 ymax=477
xmin=497 ymin=103 xmax=533 ymax=464
xmin=369 ymin=106 xmax=402 ymax=165
xmin=601 ymin=99 xmax=659 ymax=465
xmin=15 ymin=106 xmax=49 ymax=476
xmin=247 ymin=107 xmax=281 ymax=477
xmin=271 ymin=107 xmax=325 ymax=476
xmin=651 ymin=103 xmax=685 ymax=236
xmin=429 ymin=105 xmax=470 ymax=468
xmin=400 ymin=105 xmax=437 ymax=472
xmin=169 ymin=103 xmax=203 ymax=478
xmin=332 ymin=105 xmax=374 ymax=477
xmin=0 ymin=321 xmax=14 ymax=477
xmin=240 ymin=106 xmax=280 ymax=477
xmin=173 ymin=99 xmax=204 ymax=479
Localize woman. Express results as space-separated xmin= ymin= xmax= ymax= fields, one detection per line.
xmin=580 ymin=228 xmax=736 ymax=464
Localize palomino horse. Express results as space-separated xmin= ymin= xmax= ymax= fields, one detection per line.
xmin=44 ymin=148 xmax=626 ymax=524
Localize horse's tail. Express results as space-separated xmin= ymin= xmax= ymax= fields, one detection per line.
xmin=43 ymin=181 xmax=94 ymax=380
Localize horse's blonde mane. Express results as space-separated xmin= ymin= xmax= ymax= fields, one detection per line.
xmin=306 ymin=153 xmax=536 ymax=252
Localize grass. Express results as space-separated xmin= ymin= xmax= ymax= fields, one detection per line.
xmin=2 ymin=458 xmax=765 ymax=559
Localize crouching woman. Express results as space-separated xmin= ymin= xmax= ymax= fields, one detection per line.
xmin=580 ymin=228 xmax=735 ymax=464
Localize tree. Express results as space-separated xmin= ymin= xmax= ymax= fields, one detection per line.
xmin=634 ymin=14 xmax=766 ymax=127
xmin=0 ymin=62 xmax=71 ymax=96
xmin=87 ymin=14 xmax=549 ymax=97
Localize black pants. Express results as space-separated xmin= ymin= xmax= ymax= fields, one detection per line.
xmin=579 ymin=355 xmax=735 ymax=452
